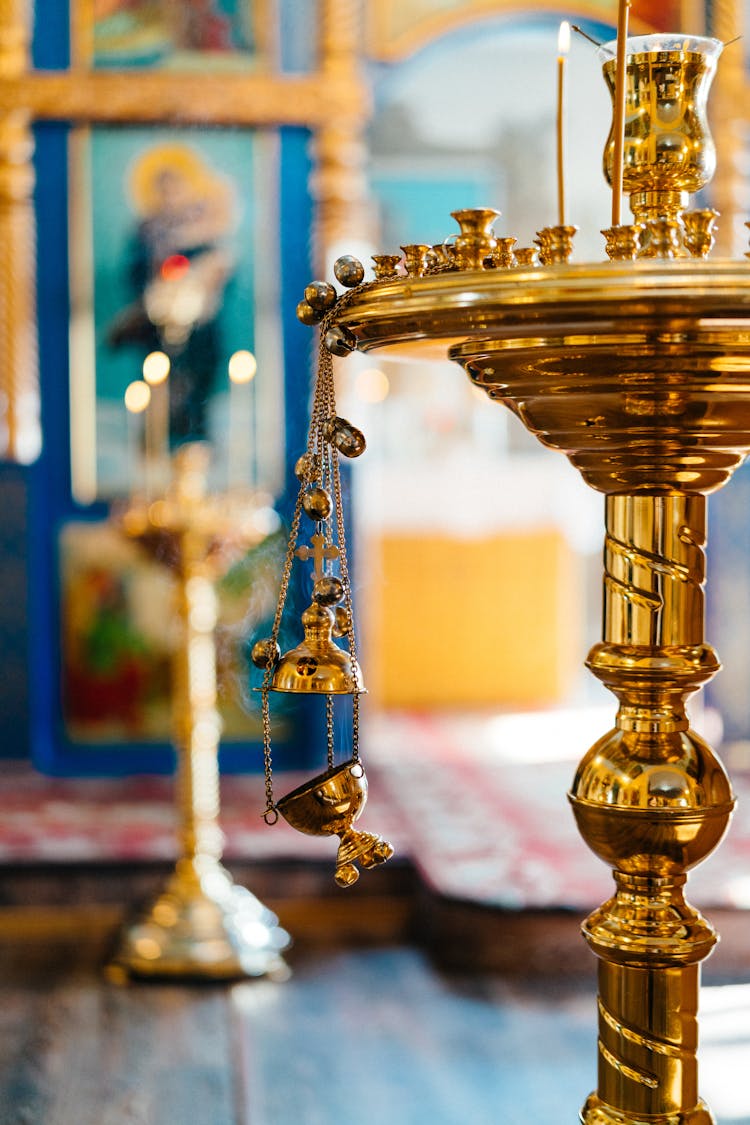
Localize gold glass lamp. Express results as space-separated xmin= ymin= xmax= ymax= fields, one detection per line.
xmin=289 ymin=29 xmax=750 ymax=1125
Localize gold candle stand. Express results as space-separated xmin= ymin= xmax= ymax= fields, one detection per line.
xmin=108 ymin=444 xmax=290 ymax=981
xmin=330 ymin=257 xmax=750 ymax=1124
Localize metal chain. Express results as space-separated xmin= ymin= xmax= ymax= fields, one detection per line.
xmin=326 ymin=693 xmax=335 ymax=770
xmin=330 ymin=435 xmax=362 ymax=762
xmin=261 ymin=689 xmax=278 ymax=823
xmin=262 ymin=279 xmax=374 ymax=816
xmin=261 ymin=483 xmax=305 ymax=820
xmin=316 ymin=283 xmax=372 ymax=764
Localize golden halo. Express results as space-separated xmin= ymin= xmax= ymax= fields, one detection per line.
xmin=128 ymin=143 xmax=232 ymax=218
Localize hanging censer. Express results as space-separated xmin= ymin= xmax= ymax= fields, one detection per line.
xmin=253 ymin=255 xmax=394 ymax=888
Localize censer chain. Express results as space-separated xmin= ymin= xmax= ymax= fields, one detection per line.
xmin=262 ymin=286 xmax=371 ymax=819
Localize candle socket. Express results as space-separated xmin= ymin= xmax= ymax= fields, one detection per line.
xmin=538 ymin=225 xmax=578 ymax=265
xmin=371 ymin=254 xmax=402 ymax=280
xmin=514 ymin=247 xmax=540 ymax=268
xmin=400 ymin=244 xmax=433 ymax=277
xmin=450 ymin=208 xmax=500 ymax=270
xmin=601 ymin=224 xmax=643 ymax=260
xmin=491 ymin=237 xmax=517 ymax=268
xmin=682 ymin=209 xmax=719 ymax=259
xmin=641 ymin=218 xmax=683 ymax=260
xmin=430 ymin=243 xmax=456 ymax=270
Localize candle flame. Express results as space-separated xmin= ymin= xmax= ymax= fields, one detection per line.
xmin=558 ymin=20 xmax=571 ymax=58
xmin=142 ymin=350 xmax=171 ymax=386
xmin=124 ymin=380 xmax=151 ymax=414
xmin=229 ymin=349 xmax=258 ymax=384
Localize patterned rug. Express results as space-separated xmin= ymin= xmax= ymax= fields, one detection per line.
xmin=367 ymin=710 xmax=750 ymax=912
xmin=2 ymin=708 xmax=749 ymax=912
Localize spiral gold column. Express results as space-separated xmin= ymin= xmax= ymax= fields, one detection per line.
xmin=572 ymin=494 xmax=733 ymax=1125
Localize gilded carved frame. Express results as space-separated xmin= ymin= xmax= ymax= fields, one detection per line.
xmin=0 ymin=0 xmax=370 ymax=463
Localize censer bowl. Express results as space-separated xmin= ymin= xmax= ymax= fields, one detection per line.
xmin=276 ymin=759 xmax=367 ymax=837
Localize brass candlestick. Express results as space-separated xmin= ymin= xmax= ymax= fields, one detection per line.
xmin=108 ymin=443 xmax=290 ymax=981
xmin=334 ymin=257 xmax=747 ymax=1125
xmin=294 ymin=31 xmax=746 ymax=1125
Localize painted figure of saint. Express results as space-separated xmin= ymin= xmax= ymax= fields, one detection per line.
xmin=108 ymin=142 xmax=237 ymax=442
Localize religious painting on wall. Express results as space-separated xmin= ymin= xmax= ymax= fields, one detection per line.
xmin=69 ymin=125 xmax=284 ymax=502
xmin=62 ymin=119 xmax=289 ymax=750
xmin=87 ymin=0 xmax=271 ymax=71
xmin=25 ymin=2 xmax=324 ymax=774
xmin=59 ymin=519 xmax=289 ymax=744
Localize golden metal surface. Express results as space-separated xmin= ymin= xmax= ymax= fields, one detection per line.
xmin=110 ymin=446 xmax=290 ymax=981
xmin=570 ymin=493 xmax=732 ymax=1119
xmin=709 ymin=0 xmax=746 ymax=256
xmin=601 ymin=39 xmax=721 ymax=226
xmin=642 ymin=217 xmax=684 ymax=259
xmin=602 ymin=224 xmax=643 ymax=260
xmin=277 ymin=760 xmax=394 ymax=887
xmin=310 ymin=0 xmax=373 ymax=266
xmin=492 ymin=237 xmax=517 ymax=268
xmin=0 ymin=0 xmax=38 ymax=463
xmin=0 ymin=70 xmax=364 ymax=127
xmin=372 ymin=253 xmax=402 ymax=280
xmin=537 ymin=223 xmax=577 ymax=264
xmin=451 ymin=207 xmax=500 ymax=270
xmin=328 ymin=251 xmax=750 ymax=1122
xmin=401 ymin=243 xmax=433 ymax=277
xmin=682 ymin=209 xmax=719 ymax=259
xmin=514 ymin=247 xmax=539 ymax=267
xmin=337 ymin=261 xmax=750 ymax=492
xmin=271 ymin=601 xmax=365 ymax=694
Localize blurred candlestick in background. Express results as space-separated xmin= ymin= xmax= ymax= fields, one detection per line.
xmin=228 ymin=349 xmax=257 ymax=488
xmin=557 ymin=21 xmax=570 ymax=227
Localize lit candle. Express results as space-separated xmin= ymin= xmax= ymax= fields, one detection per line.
xmin=557 ymin=21 xmax=570 ymax=227
xmin=612 ymin=0 xmax=631 ymax=226
xmin=124 ymin=379 xmax=151 ymax=498
xmin=142 ymin=350 xmax=171 ymax=493
xmin=228 ymin=349 xmax=257 ymax=488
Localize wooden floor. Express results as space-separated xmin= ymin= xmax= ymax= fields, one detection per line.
xmin=1 ymin=865 xmax=749 ymax=1125
xmin=0 ymin=932 xmax=595 ymax=1124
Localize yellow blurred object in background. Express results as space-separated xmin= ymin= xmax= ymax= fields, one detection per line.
xmin=364 ymin=529 xmax=579 ymax=708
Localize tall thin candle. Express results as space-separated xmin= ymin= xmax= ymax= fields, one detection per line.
xmin=611 ymin=0 xmax=631 ymax=225
xmin=124 ymin=379 xmax=151 ymax=499
xmin=142 ymin=350 xmax=170 ymax=493
xmin=228 ymin=349 xmax=257 ymax=488
xmin=557 ymin=21 xmax=570 ymax=227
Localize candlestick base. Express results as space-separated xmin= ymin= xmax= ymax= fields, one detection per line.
xmin=107 ymin=857 xmax=290 ymax=982
xmin=581 ymin=1093 xmax=715 ymax=1125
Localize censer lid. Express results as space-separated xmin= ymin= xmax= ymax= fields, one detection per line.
xmin=270 ymin=603 xmax=366 ymax=694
